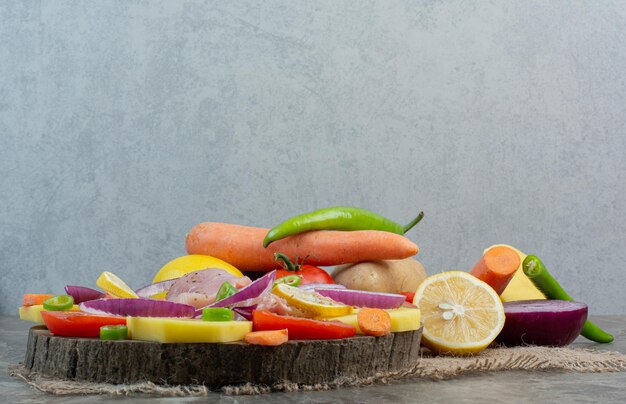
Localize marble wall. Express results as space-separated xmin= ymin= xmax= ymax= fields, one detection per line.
xmin=1 ymin=1 xmax=625 ymax=314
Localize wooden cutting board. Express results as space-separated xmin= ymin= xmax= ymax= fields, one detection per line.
xmin=24 ymin=326 xmax=423 ymax=386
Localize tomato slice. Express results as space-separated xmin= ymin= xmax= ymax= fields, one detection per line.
xmin=252 ymin=310 xmax=355 ymax=340
xmin=41 ymin=311 xmax=126 ymax=337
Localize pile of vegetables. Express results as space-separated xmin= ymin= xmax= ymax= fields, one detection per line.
xmin=17 ymin=206 xmax=613 ymax=353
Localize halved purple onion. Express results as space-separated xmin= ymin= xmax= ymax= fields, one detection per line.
xmin=80 ymin=298 xmax=195 ymax=318
xmin=298 ymin=283 xmax=346 ymax=292
xmin=64 ymin=285 xmax=105 ymax=304
xmin=315 ymin=289 xmax=406 ymax=309
xmin=496 ymin=300 xmax=588 ymax=347
xmin=135 ymin=278 xmax=180 ymax=298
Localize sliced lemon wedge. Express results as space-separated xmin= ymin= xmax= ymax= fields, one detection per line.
xmin=413 ymin=271 xmax=504 ymax=355
xmin=272 ymin=284 xmax=353 ymax=318
xmin=96 ymin=271 xmax=138 ymax=298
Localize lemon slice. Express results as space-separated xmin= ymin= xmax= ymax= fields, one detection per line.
xmin=413 ymin=271 xmax=504 ymax=355
xmin=96 ymin=271 xmax=138 ymax=298
xmin=272 ymin=284 xmax=353 ymax=318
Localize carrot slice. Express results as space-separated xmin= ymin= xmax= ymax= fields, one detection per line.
xmin=470 ymin=246 xmax=521 ymax=295
xmin=244 ymin=329 xmax=289 ymax=346
xmin=22 ymin=294 xmax=54 ymax=307
xmin=357 ymin=308 xmax=391 ymax=337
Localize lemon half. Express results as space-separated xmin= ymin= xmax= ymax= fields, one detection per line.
xmin=413 ymin=271 xmax=505 ymax=355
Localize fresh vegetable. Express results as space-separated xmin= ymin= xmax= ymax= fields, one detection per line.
xmin=333 ymin=258 xmax=427 ymax=294
xmin=523 ymin=255 xmax=614 ymax=343
xmin=274 ymin=274 xmax=302 ymax=287
xmin=263 ymin=207 xmax=424 ymax=247
xmin=315 ymin=289 xmax=406 ymax=309
xmin=96 ymin=271 xmax=138 ymax=298
xmin=357 ymin=308 xmax=391 ymax=337
xmin=333 ymin=307 xmax=421 ymax=334
xmin=272 ymin=284 xmax=353 ymax=318
xmin=484 ymin=244 xmax=546 ymax=302
xmin=186 ymin=222 xmax=419 ymax=271
xmin=244 ymin=329 xmax=289 ymax=346
xmin=215 ymin=282 xmax=238 ymax=302
xmin=232 ymin=305 xmax=257 ymax=321
xmin=100 ymin=325 xmax=128 ymax=340
xmin=80 ymin=298 xmax=195 ymax=318
xmin=22 ymin=294 xmax=54 ymax=307
xmin=135 ymin=278 xmax=179 ymax=299
xmin=298 ymin=283 xmax=346 ymax=292
xmin=202 ymin=307 xmax=234 ymax=322
xmin=19 ymin=304 xmax=79 ymax=324
xmin=64 ymin=285 xmax=105 ymax=303
xmin=41 ymin=311 xmax=126 ymax=337
xmin=413 ymin=271 xmax=505 ymax=355
xmin=274 ymin=253 xmax=334 ymax=285
xmin=126 ymin=316 xmax=252 ymax=343
xmin=252 ymin=310 xmax=356 ymax=340
xmin=496 ymin=300 xmax=588 ymax=347
xmin=152 ymin=254 xmax=243 ymax=283
xmin=205 ymin=271 xmax=276 ymax=311
xmin=43 ymin=295 xmax=74 ymax=311
xmin=399 ymin=292 xmax=415 ymax=303
xmin=470 ymin=245 xmax=521 ymax=295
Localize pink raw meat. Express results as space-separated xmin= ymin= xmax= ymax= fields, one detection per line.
xmin=166 ymin=269 xmax=251 ymax=309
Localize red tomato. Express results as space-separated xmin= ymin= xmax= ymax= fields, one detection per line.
xmin=273 ymin=253 xmax=334 ymax=284
xmin=398 ymin=291 xmax=415 ymax=303
xmin=275 ymin=265 xmax=334 ymax=285
xmin=41 ymin=311 xmax=126 ymax=337
xmin=252 ymin=310 xmax=355 ymax=340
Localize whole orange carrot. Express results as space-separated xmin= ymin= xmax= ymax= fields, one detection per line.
xmin=185 ymin=222 xmax=419 ymax=271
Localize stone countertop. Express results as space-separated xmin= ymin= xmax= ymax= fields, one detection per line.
xmin=2 ymin=316 xmax=625 ymax=403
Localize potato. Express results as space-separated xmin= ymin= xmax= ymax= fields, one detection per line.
xmin=332 ymin=258 xmax=427 ymax=294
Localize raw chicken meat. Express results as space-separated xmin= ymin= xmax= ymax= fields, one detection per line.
xmin=166 ymin=269 xmax=251 ymax=309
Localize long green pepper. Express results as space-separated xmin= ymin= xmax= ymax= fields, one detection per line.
xmin=522 ymin=255 xmax=614 ymax=343
xmin=263 ymin=207 xmax=424 ymax=247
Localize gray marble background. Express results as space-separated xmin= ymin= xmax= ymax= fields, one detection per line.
xmin=1 ymin=1 xmax=625 ymax=316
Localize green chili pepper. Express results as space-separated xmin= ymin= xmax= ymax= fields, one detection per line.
xmin=263 ymin=206 xmax=424 ymax=247
xmin=274 ymin=274 xmax=302 ymax=287
xmin=215 ymin=282 xmax=237 ymax=302
xmin=100 ymin=325 xmax=128 ymax=340
xmin=523 ymin=255 xmax=614 ymax=343
xmin=202 ymin=307 xmax=234 ymax=322
xmin=42 ymin=295 xmax=74 ymax=311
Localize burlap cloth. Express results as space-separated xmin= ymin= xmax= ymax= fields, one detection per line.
xmin=8 ymin=346 xmax=626 ymax=396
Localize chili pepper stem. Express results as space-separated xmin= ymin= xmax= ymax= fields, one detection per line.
xmin=403 ymin=211 xmax=424 ymax=234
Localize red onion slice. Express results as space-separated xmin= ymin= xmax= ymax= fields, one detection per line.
xmin=64 ymin=285 xmax=105 ymax=304
xmin=233 ymin=305 xmax=257 ymax=321
xmin=315 ymin=289 xmax=406 ymax=309
xmin=298 ymin=283 xmax=346 ymax=292
xmin=135 ymin=278 xmax=180 ymax=298
xmin=80 ymin=298 xmax=195 ymax=318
